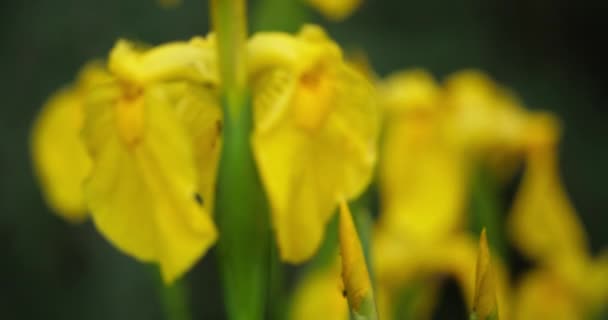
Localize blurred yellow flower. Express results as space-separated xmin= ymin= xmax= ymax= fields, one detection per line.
xmin=306 ymin=0 xmax=362 ymax=21
xmin=82 ymin=37 xmax=220 ymax=283
xmin=373 ymin=69 xmax=512 ymax=319
xmin=443 ymin=70 xmax=529 ymax=181
xmin=509 ymin=112 xmax=608 ymax=318
xmin=377 ymin=70 xmax=469 ymax=244
xmin=443 ymin=70 xmax=528 ymax=155
xmin=508 ymin=113 xmax=587 ymax=266
xmin=31 ymin=62 xmax=110 ymax=222
xmin=248 ymin=25 xmax=379 ymax=263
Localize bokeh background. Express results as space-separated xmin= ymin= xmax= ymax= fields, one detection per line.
xmin=1 ymin=0 xmax=606 ymax=319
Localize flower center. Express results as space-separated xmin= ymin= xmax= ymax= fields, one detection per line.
xmin=292 ymin=64 xmax=334 ymax=132
xmin=116 ymin=85 xmax=145 ymax=148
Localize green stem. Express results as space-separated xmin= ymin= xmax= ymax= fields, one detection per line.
xmin=469 ymin=164 xmax=506 ymax=260
xmin=150 ymin=266 xmax=192 ymax=320
xmin=216 ymin=95 xmax=271 ymax=320
xmin=211 ymin=0 xmax=247 ymax=118
xmin=350 ymin=188 xmax=375 ymax=286
xmin=211 ymin=1 xmax=272 ymax=320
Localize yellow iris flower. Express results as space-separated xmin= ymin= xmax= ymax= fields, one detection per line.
xmin=31 ymin=62 xmax=111 ymax=222
xmin=306 ymin=0 xmax=362 ymax=21
xmin=82 ymin=37 xmax=221 ymax=283
xmin=509 ymin=113 xmax=608 ymax=318
xmin=248 ymin=25 xmax=379 ymax=263
xmin=373 ymin=69 xmax=512 ymax=319
xmin=377 ymin=69 xmax=469 ymax=244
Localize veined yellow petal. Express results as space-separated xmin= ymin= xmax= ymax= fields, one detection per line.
xmin=84 ymin=83 xmax=217 ymax=283
xmin=248 ymin=25 xmax=342 ymax=79
xmin=31 ymin=62 xmax=111 ymax=221
xmin=168 ymin=82 xmax=223 ymax=214
xmin=82 ymin=38 xmax=219 ymax=283
xmin=109 ymin=37 xmax=218 ymax=87
xmin=250 ymin=25 xmax=379 ymax=263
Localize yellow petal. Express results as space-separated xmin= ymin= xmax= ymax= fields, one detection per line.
xmin=82 ymin=39 xmax=219 ymax=283
xmin=306 ymin=0 xmax=362 ymax=21
xmin=109 ymin=37 xmax=218 ymax=87
xmin=379 ymin=69 xmax=440 ymax=115
xmin=513 ymin=271 xmax=581 ymax=320
xmin=443 ymin=70 xmax=528 ymax=155
xmin=508 ymin=113 xmax=588 ymax=266
xmin=378 ymin=108 xmax=469 ymax=243
xmin=290 ymin=259 xmax=349 ymax=320
xmin=250 ymin=25 xmax=379 ymax=263
xmin=472 ymin=229 xmax=498 ymax=319
xmin=169 ymin=81 xmax=223 ymax=214
xmin=339 ymin=200 xmax=375 ymax=316
xmin=248 ymin=25 xmax=342 ymax=80
xmin=31 ymin=62 xmax=111 ymax=221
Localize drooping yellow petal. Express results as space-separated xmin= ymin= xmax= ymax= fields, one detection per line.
xmin=508 ymin=113 xmax=588 ymax=267
xmin=443 ymin=70 xmax=529 ymax=158
xmin=290 ymin=259 xmax=348 ymax=320
xmin=82 ymin=38 xmax=220 ymax=283
xmin=513 ymin=271 xmax=581 ymax=320
xmin=306 ymin=0 xmax=362 ymax=21
xmin=377 ymin=71 xmax=469 ymax=243
xmin=249 ymin=25 xmax=379 ymax=263
xmin=472 ymin=229 xmax=498 ymax=320
xmin=378 ymin=112 xmax=469 ymax=243
xmin=109 ymin=37 xmax=219 ymax=87
xmin=169 ymin=81 xmax=223 ymax=214
xmin=379 ymin=69 xmax=440 ymax=115
xmin=373 ymin=231 xmax=476 ymax=302
xmin=31 ymin=62 xmax=111 ymax=221
xmin=339 ymin=200 xmax=377 ymax=319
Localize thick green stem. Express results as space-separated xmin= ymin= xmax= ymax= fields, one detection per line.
xmin=212 ymin=1 xmax=271 ymax=320
xmin=211 ymin=0 xmax=247 ymax=118
xmin=215 ymin=95 xmax=271 ymax=320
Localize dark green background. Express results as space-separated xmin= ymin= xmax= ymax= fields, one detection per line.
xmin=1 ymin=0 xmax=606 ymax=319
